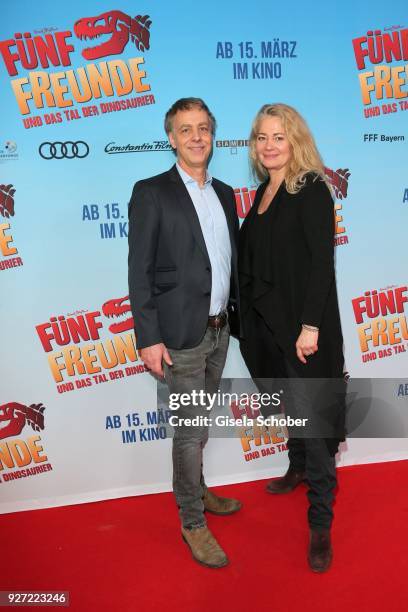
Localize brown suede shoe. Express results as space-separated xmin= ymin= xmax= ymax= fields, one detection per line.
xmin=308 ymin=529 xmax=333 ymax=573
xmin=266 ymin=468 xmax=305 ymax=494
xmin=181 ymin=526 xmax=229 ymax=568
xmin=203 ymin=489 xmax=242 ymax=515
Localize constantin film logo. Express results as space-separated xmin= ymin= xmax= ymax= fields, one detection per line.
xmin=0 ymin=183 xmax=24 ymax=272
xmin=0 ymin=8 xmax=154 ymax=128
xmin=0 ymin=402 xmax=53 ymax=484
xmin=104 ymin=140 xmax=172 ymax=154
xmin=35 ymin=295 xmax=148 ymax=394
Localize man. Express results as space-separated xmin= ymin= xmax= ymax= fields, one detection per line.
xmin=128 ymin=98 xmax=241 ymax=568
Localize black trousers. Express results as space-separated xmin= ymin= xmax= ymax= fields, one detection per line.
xmin=240 ymin=307 xmax=336 ymax=530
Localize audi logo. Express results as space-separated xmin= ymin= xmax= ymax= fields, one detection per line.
xmin=39 ymin=141 xmax=90 ymax=159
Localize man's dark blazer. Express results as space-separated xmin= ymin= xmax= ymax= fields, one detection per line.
xmin=128 ymin=164 xmax=240 ymax=350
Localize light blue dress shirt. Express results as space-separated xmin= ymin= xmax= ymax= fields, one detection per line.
xmin=176 ymin=164 xmax=231 ymax=315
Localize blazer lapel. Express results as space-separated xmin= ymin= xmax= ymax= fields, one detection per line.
xmin=168 ymin=165 xmax=210 ymax=265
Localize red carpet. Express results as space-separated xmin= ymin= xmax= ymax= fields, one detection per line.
xmin=2 ymin=460 xmax=408 ymax=612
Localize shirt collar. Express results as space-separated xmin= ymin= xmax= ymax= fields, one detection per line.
xmin=176 ymin=163 xmax=212 ymax=186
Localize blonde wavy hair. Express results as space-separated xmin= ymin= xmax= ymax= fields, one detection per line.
xmin=249 ymin=103 xmax=325 ymax=194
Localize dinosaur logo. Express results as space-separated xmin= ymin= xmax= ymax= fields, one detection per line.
xmin=74 ymin=10 xmax=152 ymax=60
xmin=0 ymin=402 xmax=45 ymax=440
xmin=324 ymin=167 xmax=351 ymax=200
xmin=0 ymin=183 xmax=16 ymax=218
xmin=102 ymin=295 xmax=134 ymax=334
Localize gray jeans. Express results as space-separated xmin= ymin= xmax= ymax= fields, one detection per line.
xmin=163 ymin=324 xmax=229 ymax=529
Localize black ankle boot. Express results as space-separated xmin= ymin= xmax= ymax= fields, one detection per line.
xmin=266 ymin=468 xmax=305 ymax=494
xmin=308 ymin=528 xmax=332 ymax=573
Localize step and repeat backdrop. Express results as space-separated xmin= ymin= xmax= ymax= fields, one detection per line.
xmin=1 ymin=0 xmax=407 ymax=513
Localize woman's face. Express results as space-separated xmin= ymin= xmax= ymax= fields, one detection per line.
xmin=254 ymin=116 xmax=292 ymax=175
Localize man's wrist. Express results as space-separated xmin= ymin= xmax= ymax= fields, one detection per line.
xmin=302 ymin=323 xmax=319 ymax=332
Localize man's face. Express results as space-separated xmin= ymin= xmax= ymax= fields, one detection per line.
xmin=168 ymin=107 xmax=213 ymax=172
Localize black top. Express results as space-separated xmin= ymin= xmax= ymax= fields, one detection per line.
xmin=238 ymin=173 xmax=346 ymax=449
xmin=242 ymin=183 xmax=283 ymax=306
xmin=238 ymin=172 xmax=344 ymax=379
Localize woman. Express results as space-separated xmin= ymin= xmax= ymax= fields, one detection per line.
xmin=239 ymin=103 xmax=345 ymax=573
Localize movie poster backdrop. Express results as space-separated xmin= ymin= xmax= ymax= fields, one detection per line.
xmin=1 ymin=0 xmax=407 ymax=513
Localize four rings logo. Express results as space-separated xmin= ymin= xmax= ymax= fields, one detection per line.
xmin=39 ymin=141 xmax=90 ymax=160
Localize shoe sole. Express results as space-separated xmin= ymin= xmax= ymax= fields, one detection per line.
xmin=182 ymin=534 xmax=229 ymax=568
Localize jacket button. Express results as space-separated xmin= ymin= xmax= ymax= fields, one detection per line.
xmin=206 ymin=266 xmax=210 ymax=272
xmin=204 ymin=291 xmax=210 ymax=296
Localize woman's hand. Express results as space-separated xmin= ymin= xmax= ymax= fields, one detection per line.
xmin=296 ymin=328 xmax=319 ymax=364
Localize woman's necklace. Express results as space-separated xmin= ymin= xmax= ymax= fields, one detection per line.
xmin=266 ymin=178 xmax=283 ymax=195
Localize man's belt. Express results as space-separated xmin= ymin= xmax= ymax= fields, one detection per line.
xmin=207 ymin=311 xmax=227 ymax=330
